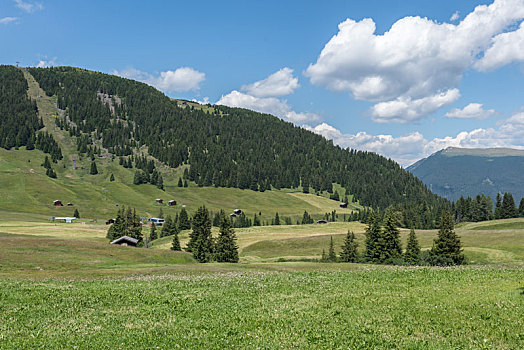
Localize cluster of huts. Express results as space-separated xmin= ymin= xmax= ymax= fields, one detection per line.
xmin=155 ymin=198 xmax=177 ymax=206
xmin=53 ymin=200 xmax=75 ymax=207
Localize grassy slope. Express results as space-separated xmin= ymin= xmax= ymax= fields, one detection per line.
xmin=0 ymin=70 xmax=361 ymax=223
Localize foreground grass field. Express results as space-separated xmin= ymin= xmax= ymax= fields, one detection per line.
xmin=1 ymin=267 xmax=523 ymax=349
xmin=1 ymin=215 xmax=523 ymax=348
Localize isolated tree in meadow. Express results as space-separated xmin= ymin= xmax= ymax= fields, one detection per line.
xmin=430 ymin=210 xmax=465 ymax=266
xmin=364 ymin=212 xmax=382 ymax=263
xmin=178 ymin=177 xmax=183 ymax=187
xmin=109 ymin=173 xmax=115 ymax=181
xmin=404 ymin=228 xmax=421 ymax=265
xmin=149 ymin=222 xmax=158 ymax=241
xmin=90 ymin=160 xmax=98 ymax=175
xmin=73 ymin=208 xmax=80 ymax=218
xmin=178 ymin=207 xmax=191 ymax=230
xmin=183 ymin=179 xmax=188 ymax=187
xmin=327 ymin=236 xmax=337 ymax=262
xmin=215 ymin=214 xmax=239 ymax=263
xmin=500 ymin=192 xmax=518 ymax=219
xmin=188 ymin=206 xmax=213 ymax=262
xmin=340 ymin=231 xmax=358 ymax=262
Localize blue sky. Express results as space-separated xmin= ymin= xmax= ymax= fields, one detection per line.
xmin=2 ymin=0 xmax=524 ymax=165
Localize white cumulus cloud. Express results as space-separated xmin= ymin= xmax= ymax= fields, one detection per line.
xmin=217 ymin=91 xmax=319 ymax=124
xmin=217 ymin=68 xmax=319 ymax=124
xmin=304 ymin=111 xmax=524 ymax=166
xmin=445 ymin=103 xmax=496 ymax=119
xmin=36 ymin=58 xmax=56 ymax=67
xmin=305 ymin=0 xmax=524 ymax=122
xmin=113 ymin=67 xmax=205 ymax=92
xmin=450 ymin=11 xmax=460 ymax=22
xmin=241 ymin=67 xmax=299 ymax=97
xmin=0 ymin=17 xmax=18 ymax=24
xmin=14 ymin=0 xmax=43 ymax=13
xmin=475 ymin=22 xmax=524 ymax=71
xmin=371 ymin=89 xmax=460 ymax=123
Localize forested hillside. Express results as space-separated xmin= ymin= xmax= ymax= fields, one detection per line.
xmin=1 ymin=65 xmax=447 ymax=227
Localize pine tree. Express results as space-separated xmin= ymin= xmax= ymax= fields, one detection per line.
xmin=90 ymin=161 xmax=98 ymax=175
xmin=171 ymin=229 xmax=181 ymax=251
xmin=178 ymin=207 xmax=191 ymax=230
xmin=340 ymin=231 xmax=358 ymax=262
xmin=364 ymin=212 xmax=381 ymax=263
xmin=430 ymin=210 xmax=465 ymax=265
xmin=273 ymin=212 xmax=280 ymax=225
xmin=109 ymin=173 xmax=115 ymax=181
xmin=188 ymin=206 xmax=213 ymax=262
xmin=500 ymin=192 xmax=518 ymax=219
xmin=73 ymin=208 xmax=80 ymax=218
xmin=519 ymin=197 xmax=524 ymax=217
xmin=404 ymin=228 xmax=421 ymax=265
xmin=215 ymin=214 xmax=239 ymax=262
xmin=327 ymin=236 xmax=337 ymax=262
xmin=494 ymin=193 xmax=502 ymax=219
xmin=178 ymin=177 xmax=183 ymax=187
xmin=183 ymin=179 xmax=188 ymax=187
xmin=149 ymin=222 xmax=158 ymax=241
xmin=378 ymin=211 xmax=402 ymax=263
xmin=161 ymin=215 xmax=172 ymax=237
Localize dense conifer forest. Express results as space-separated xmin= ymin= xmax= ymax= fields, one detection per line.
xmin=24 ymin=66 xmax=447 ymax=218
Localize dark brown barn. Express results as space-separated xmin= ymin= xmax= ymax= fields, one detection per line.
xmin=67 ymin=202 xmax=74 ymax=207
xmin=53 ymin=200 xmax=63 ymax=207
xmin=168 ymin=200 xmax=177 ymax=206
xmin=339 ymin=202 xmax=348 ymax=208
xmin=156 ymin=198 xmax=163 ymax=204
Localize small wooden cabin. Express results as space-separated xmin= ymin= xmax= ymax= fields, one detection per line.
xmin=168 ymin=200 xmax=177 ymax=206
xmin=67 ymin=202 xmax=74 ymax=207
xmin=110 ymin=236 xmax=138 ymax=247
xmin=106 ymin=218 xmax=116 ymax=225
xmin=339 ymin=202 xmax=348 ymax=209
xmin=53 ymin=200 xmax=63 ymax=207
xmin=156 ymin=198 xmax=163 ymax=204
xmin=233 ymin=209 xmax=242 ymax=215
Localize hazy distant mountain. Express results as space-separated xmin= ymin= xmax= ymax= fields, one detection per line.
xmin=407 ymin=147 xmax=524 ymax=202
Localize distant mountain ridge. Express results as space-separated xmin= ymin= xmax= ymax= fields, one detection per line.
xmin=407 ymin=147 xmax=524 ymax=202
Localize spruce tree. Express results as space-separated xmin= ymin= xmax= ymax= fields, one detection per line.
xmin=340 ymin=231 xmax=358 ymax=262
xmin=430 ymin=210 xmax=465 ymax=265
xmin=178 ymin=177 xmax=183 ymax=187
xmin=215 ymin=214 xmax=239 ymax=262
xmin=149 ymin=222 xmax=158 ymax=241
xmin=274 ymin=212 xmax=280 ymax=225
xmin=161 ymin=215 xmax=172 ymax=237
xmin=327 ymin=236 xmax=337 ymax=262
xmin=364 ymin=212 xmax=381 ymax=263
xmin=500 ymin=192 xmax=518 ymax=219
xmin=379 ymin=211 xmax=402 ymax=263
xmin=188 ymin=206 xmax=213 ymax=262
xmin=183 ymin=179 xmax=188 ymax=187
xmin=404 ymin=228 xmax=421 ymax=265
xmin=90 ymin=161 xmax=98 ymax=175
xmin=178 ymin=207 xmax=191 ymax=230
xmin=110 ymin=173 xmax=115 ymax=181
xmin=519 ymin=197 xmax=524 ymax=217
xmin=171 ymin=229 xmax=181 ymax=251
xmin=73 ymin=208 xmax=80 ymax=218
xmin=494 ymin=193 xmax=502 ymax=219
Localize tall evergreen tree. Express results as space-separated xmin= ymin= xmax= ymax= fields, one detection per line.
xmin=215 ymin=214 xmax=239 ymax=263
xmin=378 ymin=211 xmax=402 ymax=263
xmin=404 ymin=228 xmax=421 ymax=265
xmin=494 ymin=193 xmax=502 ymax=219
xmin=109 ymin=173 xmax=115 ymax=181
xmin=519 ymin=197 xmax=524 ymax=217
xmin=500 ymin=192 xmax=518 ymax=219
xmin=273 ymin=212 xmax=280 ymax=225
xmin=364 ymin=212 xmax=381 ymax=263
xmin=327 ymin=236 xmax=337 ymax=262
xmin=73 ymin=208 xmax=80 ymax=218
xmin=340 ymin=231 xmax=358 ymax=262
xmin=178 ymin=177 xmax=183 ymax=187
xmin=149 ymin=222 xmax=158 ymax=241
xmin=90 ymin=161 xmax=98 ymax=175
xmin=171 ymin=229 xmax=181 ymax=251
xmin=178 ymin=207 xmax=191 ymax=230
xmin=188 ymin=206 xmax=213 ymax=262
xmin=429 ymin=210 xmax=465 ymax=265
